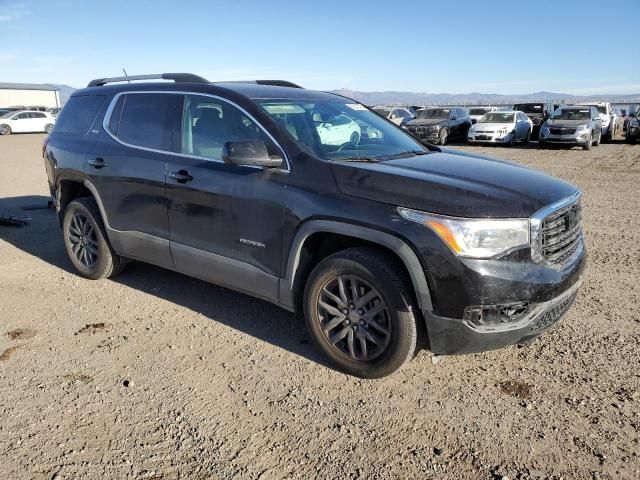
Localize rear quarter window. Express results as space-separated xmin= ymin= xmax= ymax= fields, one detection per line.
xmin=110 ymin=93 xmax=178 ymax=151
xmin=54 ymin=95 xmax=106 ymax=134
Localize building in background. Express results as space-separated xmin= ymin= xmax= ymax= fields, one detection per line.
xmin=0 ymin=83 xmax=60 ymax=108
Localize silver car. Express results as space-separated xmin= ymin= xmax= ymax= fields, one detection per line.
xmin=539 ymin=106 xmax=602 ymax=150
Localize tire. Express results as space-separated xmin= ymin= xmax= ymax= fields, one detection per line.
xmin=44 ymin=124 xmax=54 ymax=134
xmin=594 ymin=130 xmax=601 ymax=146
xmin=0 ymin=124 xmax=11 ymax=135
xmin=438 ymin=128 xmax=449 ymax=146
xmin=538 ymin=140 xmax=546 ymax=149
xmin=525 ymin=129 xmax=531 ymax=143
xmin=62 ymin=197 xmax=124 ymax=279
xmin=303 ymin=247 xmax=419 ymax=378
xmin=583 ymin=134 xmax=592 ymax=151
xmin=350 ymin=131 xmax=360 ymax=145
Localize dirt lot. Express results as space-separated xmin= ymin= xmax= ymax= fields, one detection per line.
xmin=1 ymin=134 xmax=639 ymax=480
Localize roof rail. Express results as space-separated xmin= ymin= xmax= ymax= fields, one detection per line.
xmin=87 ymin=73 xmax=209 ymax=88
xmin=217 ymin=80 xmax=303 ymax=89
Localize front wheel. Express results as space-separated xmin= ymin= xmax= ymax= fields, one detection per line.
xmin=438 ymin=128 xmax=449 ymax=146
xmin=303 ymin=248 xmax=419 ymax=378
xmin=525 ymin=129 xmax=531 ymax=143
xmin=583 ymin=134 xmax=592 ymax=151
xmin=350 ymin=131 xmax=360 ymax=145
xmin=62 ymin=197 xmax=124 ymax=279
xmin=0 ymin=124 xmax=11 ymax=135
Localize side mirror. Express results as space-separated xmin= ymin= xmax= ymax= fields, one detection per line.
xmin=222 ymin=140 xmax=283 ymax=168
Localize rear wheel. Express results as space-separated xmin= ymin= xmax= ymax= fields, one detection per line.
xmin=303 ymin=248 xmax=419 ymax=378
xmin=44 ymin=123 xmax=54 ymax=134
xmin=0 ymin=124 xmax=11 ymax=135
xmin=62 ymin=197 xmax=124 ymax=279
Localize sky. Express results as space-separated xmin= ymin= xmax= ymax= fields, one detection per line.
xmin=1 ymin=0 xmax=639 ymax=95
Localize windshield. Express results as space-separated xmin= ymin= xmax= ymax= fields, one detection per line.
xmin=469 ymin=107 xmax=491 ymax=115
xmin=479 ymin=112 xmax=514 ymax=123
xmin=416 ymin=109 xmax=449 ymax=119
xmin=514 ymin=104 xmax=543 ymax=114
xmin=551 ymin=108 xmax=591 ymax=120
xmin=258 ymin=99 xmax=427 ymax=161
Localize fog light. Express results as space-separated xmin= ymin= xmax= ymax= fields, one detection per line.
xmin=463 ymin=302 xmax=529 ymax=326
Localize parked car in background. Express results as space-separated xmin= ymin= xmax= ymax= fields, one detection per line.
xmin=403 ymin=107 xmax=471 ymax=145
xmin=0 ymin=110 xmax=56 ymax=135
xmin=468 ymin=106 xmax=501 ymax=124
xmin=44 ymin=73 xmax=585 ymax=378
xmin=578 ymin=102 xmax=622 ymax=141
xmin=314 ymin=113 xmax=362 ymax=145
xmin=539 ymin=106 xmax=602 ymax=150
xmin=46 ymin=107 xmax=62 ymax=117
xmin=626 ymin=109 xmax=639 ymax=144
xmin=467 ymin=111 xmax=533 ymax=145
xmin=513 ymin=103 xmax=554 ymax=138
xmin=372 ymin=106 xmax=414 ymax=125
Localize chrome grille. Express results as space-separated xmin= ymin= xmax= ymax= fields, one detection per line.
xmin=540 ymin=199 xmax=582 ymax=265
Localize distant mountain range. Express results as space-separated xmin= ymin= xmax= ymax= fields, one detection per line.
xmin=45 ymin=84 xmax=640 ymax=107
xmin=328 ymin=89 xmax=640 ymax=106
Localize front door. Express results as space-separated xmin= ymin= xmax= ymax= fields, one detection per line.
xmin=165 ymin=94 xmax=287 ymax=301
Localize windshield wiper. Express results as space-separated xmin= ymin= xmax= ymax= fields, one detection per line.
xmin=335 ymin=156 xmax=380 ymax=163
xmin=382 ymin=150 xmax=429 ymax=160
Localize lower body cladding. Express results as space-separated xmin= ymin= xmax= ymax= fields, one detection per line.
xmin=421 ymin=244 xmax=586 ymax=355
xmin=467 ymin=132 xmax=514 ymax=144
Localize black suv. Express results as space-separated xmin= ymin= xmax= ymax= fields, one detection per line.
xmin=513 ymin=103 xmax=557 ymax=138
xmin=402 ymin=107 xmax=471 ymax=145
xmin=44 ymin=73 xmax=585 ymax=378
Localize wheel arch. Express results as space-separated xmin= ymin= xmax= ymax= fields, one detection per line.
xmin=280 ymin=220 xmax=433 ymax=313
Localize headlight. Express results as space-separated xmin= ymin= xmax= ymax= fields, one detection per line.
xmin=398 ymin=207 xmax=530 ymax=258
xmin=576 ymin=124 xmax=590 ymax=131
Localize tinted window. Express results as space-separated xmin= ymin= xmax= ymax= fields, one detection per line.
xmin=33 ymin=112 xmax=46 ymax=118
xmin=180 ymin=94 xmax=281 ymax=161
xmin=116 ymin=93 xmax=177 ymax=150
xmin=108 ymin=96 xmax=125 ymax=135
xmin=55 ymin=95 xmax=105 ymax=134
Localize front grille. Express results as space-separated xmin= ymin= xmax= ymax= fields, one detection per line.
xmin=540 ymin=199 xmax=583 ymax=265
xmin=475 ymin=135 xmax=493 ymax=140
xmin=533 ymin=291 xmax=577 ymax=330
xmin=550 ymin=127 xmax=576 ymax=135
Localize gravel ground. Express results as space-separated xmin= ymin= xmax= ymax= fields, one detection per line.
xmin=0 ymin=134 xmax=639 ymax=480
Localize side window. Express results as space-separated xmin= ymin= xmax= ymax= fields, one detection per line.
xmin=34 ymin=112 xmax=46 ymax=118
xmin=116 ymin=93 xmax=177 ymax=150
xmin=180 ymin=94 xmax=280 ymax=161
xmin=14 ymin=113 xmax=27 ymax=120
xmin=108 ymin=96 xmax=125 ymax=136
xmin=55 ymin=95 xmax=106 ymax=134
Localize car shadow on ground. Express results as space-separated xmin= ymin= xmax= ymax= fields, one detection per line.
xmin=0 ymin=195 xmax=332 ymax=371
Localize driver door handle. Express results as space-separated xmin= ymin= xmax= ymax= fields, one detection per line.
xmin=169 ymin=170 xmax=193 ymax=183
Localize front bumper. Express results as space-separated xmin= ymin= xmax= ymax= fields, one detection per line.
xmin=467 ymin=132 xmax=513 ymax=144
xmin=405 ymin=128 xmax=440 ymax=143
xmin=420 ymin=237 xmax=586 ymax=355
xmin=424 ymin=278 xmax=581 ymax=354
xmin=540 ymin=130 xmax=591 ymax=145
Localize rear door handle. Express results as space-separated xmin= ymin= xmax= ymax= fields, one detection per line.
xmin=88 ymin=157 xmax=107 ymax=169
xmin=169 ymin=170 xmax=193 ymax=183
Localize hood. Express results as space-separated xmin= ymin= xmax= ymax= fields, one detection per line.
xmin=331 ymin=150 xmax=578 ymax=218
xmin=406 ymin=118 xmax=447 ymax=127
xmin=472 ymin=122 xmax=513 ymax=131
xmin=546 ymin=119 xmax=590 ymax=127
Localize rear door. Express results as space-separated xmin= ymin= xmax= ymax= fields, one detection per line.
xmin=85 ymin=92 xmax=180 ymax=268
xmin=165 ymin=93 xmax=287 ymax=300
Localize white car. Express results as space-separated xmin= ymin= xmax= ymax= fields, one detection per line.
xmin=467 ymin=111 xmax=533 ymax=145
xmin=578 ymin=102 xmax=622 ymax=141
xmin=467 ymin=106 xmax=504 ymax=124
xmin=0 ymin=110 xmax=56 ymax=135
xmin=314 ymin=114 xmax=362 ymax=145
